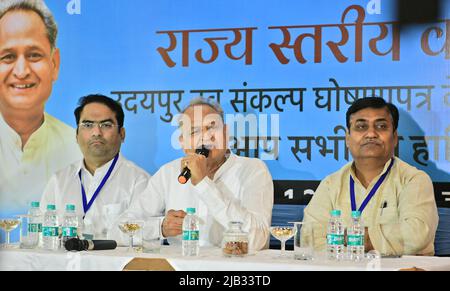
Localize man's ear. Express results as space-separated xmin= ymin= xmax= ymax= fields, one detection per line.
xmin=393 ymin=130 xmax=398 ymax=147
xmin=178 ymin=132 xmax=188 ymax=154
xmin=223 ymin=124 xmax=230 ymax=149
xmin=120 ymin=127 xmax=126 ymax=142
xmin=51 ymin=48 xmax=61 ymax=82
xmin=178 ymin=131 xmax=183 ymax=146
xmin=345 ymin=128 xmax=350 ymax=147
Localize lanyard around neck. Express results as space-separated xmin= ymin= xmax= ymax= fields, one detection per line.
xmin=79 ymin=154 xmax=119 ymax=217
xmin=350 ymin=159 xmax=394 ymax=213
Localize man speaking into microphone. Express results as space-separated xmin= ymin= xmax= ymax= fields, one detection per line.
xmin=115 ymin=97 xmax=274 ymax=251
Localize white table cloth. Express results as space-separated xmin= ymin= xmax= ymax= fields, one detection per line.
xmin=1 ymin=246 xmax=449 ymax=271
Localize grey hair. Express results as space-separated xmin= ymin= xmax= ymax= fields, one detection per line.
xmin=178 ymin=97 xmax=225 ymax=127
xmin=0 ymin=0 xmax=58 ymax=50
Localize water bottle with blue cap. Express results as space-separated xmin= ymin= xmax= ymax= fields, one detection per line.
xmin=43 ymin=204 xmax=60 ymax=251
xmin=182 ymin=207 xmax=199 ymax=256
xmin=327 ymin=209 xmax=344 ymax=260
xmin=347 ymin=210 xmax=365 ymax=262
xmin=62 ymin=204 xmax=79 ymax=246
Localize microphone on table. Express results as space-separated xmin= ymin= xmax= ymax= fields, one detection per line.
xmin=64 ymin=238 xmax=117 ymax=251
xmin=178 ymin=145 xmax=210 ymax=184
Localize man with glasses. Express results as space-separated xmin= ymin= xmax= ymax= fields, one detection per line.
xmin=303 ymin=97 xmax=439 ymax=256
xmin=40 ymin=94 xmax=151 ymax=240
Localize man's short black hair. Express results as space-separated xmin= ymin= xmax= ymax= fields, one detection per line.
xmin=346 ymin=97 xmax=399 ymax=131
xmin=74 ymin=94 xmax=124 ymax=131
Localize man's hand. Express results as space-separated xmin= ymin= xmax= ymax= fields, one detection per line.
xmin=181 ymin=153 xmax=208 ymax=186
xmin=162 ymin=210 xmax=186 ymax=237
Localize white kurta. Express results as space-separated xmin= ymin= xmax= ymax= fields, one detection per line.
xmin=0 ymin=112 xmax=82 ymax=213
xmin=118 ymin=153 xmax=274 ymax=251
xmin=40 ymin=154 xmax=151 ymax=240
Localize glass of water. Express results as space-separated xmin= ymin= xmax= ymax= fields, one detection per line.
xmin=142 ymin=217 xmax=163 ymax=254
xmin=293 ymin=221 xmax=314 ymax=260
xmin=17 ymin=214 xmax=40 ymax=249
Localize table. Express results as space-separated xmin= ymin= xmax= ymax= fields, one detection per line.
xmin=1 ymin=246 xmax=450 ymax=271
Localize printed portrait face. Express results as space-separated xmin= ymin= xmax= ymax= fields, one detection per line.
xmin=0 ymin=10 xmax=60 ymax=113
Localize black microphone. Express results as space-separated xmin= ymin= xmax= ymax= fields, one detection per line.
xmin=178 ymin=146 xmax=210 ymax=184
xmin=64 ymin=238 xmax=117 ymax=251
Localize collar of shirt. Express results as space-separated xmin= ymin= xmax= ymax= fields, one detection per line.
xmin=76 ymin=153 xmax=122 ymax=201
xmin=349 ymin=157 xmax=396 ymax=191
xmin=0 ymin=112 xmax=50 ymax=159
xmin=209 ymin=151 xmax=235 ymax=182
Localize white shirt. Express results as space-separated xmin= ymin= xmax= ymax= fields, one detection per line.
xmin=40 ymin=154 xmax=151 ymax=240
xmin=120 ymin=153 xmax=274 ymax=251
xmin=0 ymin=112 xmax=82 ymax=213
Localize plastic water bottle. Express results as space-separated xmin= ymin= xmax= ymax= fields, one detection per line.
xmin=347 ymin=210 xmax=365 ymax=262
xmin=43 ymin=204 xmax=60 ymax=251
xmin=182 ymin=208 xmax=200 ymax=256
xmin=27 ymin=201 xmax=43 ymax=249
xmin=62 ymin=204 xmax=78 ymax=247
xmin=327 ymin=209 xmax=344 ymax=260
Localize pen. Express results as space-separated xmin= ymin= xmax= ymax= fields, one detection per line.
xmin=381 ymin=201 xmax=387 ymax=216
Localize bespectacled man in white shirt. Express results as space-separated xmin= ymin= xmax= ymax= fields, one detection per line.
xmin=115 ymin=97 xmax=274 ymax=251
xmin=40 ymin=94 xmax=151 ymax=240
xmin=0 ymin=0 xmax=82 ymax=215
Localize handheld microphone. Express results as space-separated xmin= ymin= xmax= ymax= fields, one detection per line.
xmin=64 ymin=238 xmax=117 ymax=251
xmin=178 ymin=146 xmax=210 ymax=184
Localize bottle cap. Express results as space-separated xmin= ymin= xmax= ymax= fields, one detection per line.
xmin=47 ymin=204 xmax=56 ymax=211
xmin=351 ymin=211 xmax=361 ymax=218
xmin=331 ymin=209 xmax=341 ymax=217
xmin=186 ymin=208 xmax=196 ymax=214
xmin=31 ymin=201 xmax=40 ymax=208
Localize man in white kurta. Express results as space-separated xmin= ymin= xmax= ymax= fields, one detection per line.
xmin=40 ymin=95 xmax=150 ymax=240
xmin=118 ymin=98 xmax=274 ymax=251
xmin=124 ymin=151 xmax=273 ymax=250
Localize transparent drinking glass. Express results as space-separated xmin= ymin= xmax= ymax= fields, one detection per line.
xmin=270 ymin=226 xmax=295 ymax=257
xmin=293 ymin=221 xmax=314 ymax=260
xmin=118 ymin=220 xmax=143 ymax=252
xmin=0 ymin=218 xmax=21 ymax=248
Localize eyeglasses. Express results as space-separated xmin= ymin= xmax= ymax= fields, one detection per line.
xmin=78 ymin=121 xmax=117 ymax=131
xmin=188 ymin=122 xmax=222 ymax=136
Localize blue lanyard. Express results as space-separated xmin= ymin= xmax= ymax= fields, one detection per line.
xmin=350 ymin=159 xmax=394 ymax=213
xmin=79 ymin=154 xmax=119 ymax=217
